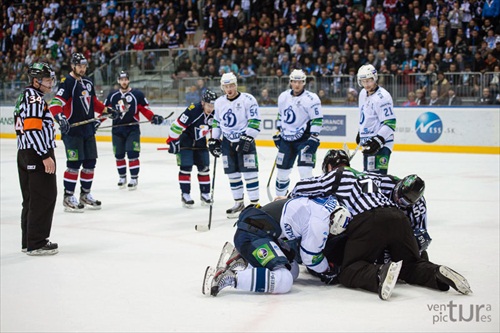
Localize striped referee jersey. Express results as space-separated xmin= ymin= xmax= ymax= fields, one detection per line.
xmin=14 ymin=87 xmax=56 ymax=158
xmin=290 ymin=166 xmax=396 ymax=216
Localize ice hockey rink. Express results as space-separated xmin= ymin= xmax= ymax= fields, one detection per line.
xmin=1 ymin=138 xmax=499 ymax=332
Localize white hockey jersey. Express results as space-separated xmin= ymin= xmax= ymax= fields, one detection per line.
xmin=212 ymin=92 xmax=261 ymax=142
xmin=277 ymin=89 xmax=323 ymax=141
xmin=358 ymin=86 xmax=396 ymax=150
xmin=279 ymin=196 xmax=339 ymax=273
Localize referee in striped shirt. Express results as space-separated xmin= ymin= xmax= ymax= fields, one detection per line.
xmin=290 ymin=149 xmax=471 ymax=300
xmin=15 ymin=62 xmax=58 ymax=256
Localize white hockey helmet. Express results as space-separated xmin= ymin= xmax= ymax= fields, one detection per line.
xmin=289 ymin=69 xmax=307 ymax=83
xmin=220 ymin=72 xmax=238 ymax=91
xmin=357 ymin=64 xmax=378 ymax=87
xmin=329 ymin=206 xmax=352 ymax=235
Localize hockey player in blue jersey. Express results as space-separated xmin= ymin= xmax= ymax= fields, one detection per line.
xmin=202 ymin=196 xmax=352 ymax=296
xmin=274 ymin=69 xmax=323 ymax=196
xmin=104 ymin=70 xmax=164 ymax=190
xmin=208 ymin=72 xmax=261 ymax=218
xmin=167 ymin=89 xmax=217 ymax=207
xmin=356 ymin=64 xmax=396 ymax=174
xmin=49 ymin=53 xmax=120 ymax=213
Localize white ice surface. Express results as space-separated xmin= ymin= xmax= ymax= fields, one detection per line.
xmin=1 ymin=138 xmax=499 ymax=332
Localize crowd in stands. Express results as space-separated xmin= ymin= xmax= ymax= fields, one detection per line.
xmin=1 ymin=0 xmax=500 ymax=105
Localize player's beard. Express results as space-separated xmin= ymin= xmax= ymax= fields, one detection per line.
xmin=120 ymin=83 xmax=129 ymax=91
xmin=72 ymin=67 xmax=85 ymax=79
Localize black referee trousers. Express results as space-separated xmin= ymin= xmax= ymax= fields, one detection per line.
xmin=17 ymin=149 xmax=57 ymax=250
xmin=339 ymin=207 xmax=445 ymax=293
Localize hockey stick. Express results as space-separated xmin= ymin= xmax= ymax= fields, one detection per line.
xmin=157 ymin=147 xmax=208 ymax=151
xmin=195 ymin=157 xmax=217 ymax=231
xmin=98 ymin=111 xmax=175 ymax=129
xmin=342 ymin=142 xmax=362 ymax=161
xmin=349 ymin=143 xmax=362 ymax=161
xmin=70 ymin=116 xmax=106 ymax=128
xmin=266 ymin=159 xmax=277 ymax=202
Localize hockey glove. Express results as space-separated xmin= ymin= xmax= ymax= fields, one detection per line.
xmin=54 ymin=113 xmax=70 ymax=134
xmin=236 ymin=134 xmax=254 ymax=153
xmin=168 ymin=140 xmax=180 ymax=154
xmin=362 ymin=135 xmax=385 ymax=155
xmin=104 ymin=107 xmax=120 ymax=120
xmin=302 ymin=134 xmax=320 ymax=154
xmin=272 ymin=133 xmax=281 ymax=149
xmin=307 ymin=264 xmax=340 ymax=285
xmin=356 ymin=132 xmax=360 ymax=144
xmin=151 ymin=114 xmax=164 ymax=125
xmin=208 ymin=138 xmax=222 ymax=157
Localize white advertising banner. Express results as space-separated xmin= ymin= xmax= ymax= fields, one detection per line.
xmin=1 ymin=106 xmax=498 ymax=154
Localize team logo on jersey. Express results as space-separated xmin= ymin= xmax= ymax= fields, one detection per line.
xmin=66 ymin=149 xmax=79 ymax=161
xmin=283 ymin=106 xmax=296 ymax=124
xmin=80 ymin=90 xmax=91 ymax=115
xmin=222 ymin=109 xmax=237 ymax=127
xmin=179 ymin=114 xmax=189 ymax=124
xmin=195 ymin=125 xmax=211 ymax=140
xmin=415 ymin=112 xmax=442 ymax=143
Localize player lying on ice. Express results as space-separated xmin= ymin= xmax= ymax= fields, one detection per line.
xmin=202 ymin=196 xmax=351 ymax=296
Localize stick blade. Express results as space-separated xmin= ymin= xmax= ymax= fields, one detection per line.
xmin=195 ymin=224 xmax=210 ymax=232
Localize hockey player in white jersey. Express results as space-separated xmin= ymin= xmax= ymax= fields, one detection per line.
xmin=356 ymin=64 xmax=396 ymax=174
xmin=274 ymin=69 xmax=323 ymax=196
xmin=202 ymin=197 xmax=352 ymax=296
xmin=208 ymin=72 xmax=261 ymax=218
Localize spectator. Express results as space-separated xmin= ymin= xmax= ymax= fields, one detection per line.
xmin=445 ymin=88 xmax=463 ymax=106
xmin=318 ymin=89 xmax=333 ymax=105
xmin=344 ymin=88 xmax=358 ymax=106
xmin=477 ymin=88 xmax=494 ymax=105
xmin=415 ymin=89 xmax=427 ymax=106
xmin=259 ymin=88 xmax=276 ymax=106
xmin=427 ymin=89 xmax=442 ymax=106
xmin=186 ymin=85 xmax=201 ymax=106
xmin=402 ymin=91 xmax=418 ymax=106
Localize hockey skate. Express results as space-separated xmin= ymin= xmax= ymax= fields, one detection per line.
xmin=226 ymin=201 xmax=244 ymax=219
xmin=182 ymin=193 xmax=194 ymax=208
xmin=436 ymin=266 xmax=472 ymax=295
xmin=63 ymin=194 xmax=84 ymax=213
xmin=26 ymin=241 xmax=58 ymax=256
xmin=200 ymin=193 xmax=213 ymax=206
xmin=378 ymin=260 xmax=402 ymax=300
xmin=216 ymin=242 xmax=248 ymax=271
xmin=80 ymin=191 xmax=102 ymax=210
xmin=202 ymin=265 xmax=237 ymax=296
xmin=117 ymin=177 xmax=127 ymax=189
xmin=128 ymin=178 xmax=138 ymax=190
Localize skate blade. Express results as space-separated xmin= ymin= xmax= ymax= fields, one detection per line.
xmin=216 ymin=242 xmax=234 ymax=269
xmin=439 ymin=267 xmax=472 ymax=295
xmin=64 ymin=207 xmax=85 ymax=213
xmin=202 ymin=266 xmax=216 ymax=295
xmin=380 ymin=261 xmax=402 ymax=301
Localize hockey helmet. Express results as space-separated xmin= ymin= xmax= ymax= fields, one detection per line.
xmin=393 ymin=174 xmax=425 ymax=208
xmin=220 ymin=72 xmax=238 ymax=90
xmin=202 ymin=89 xmax=218 ymax=104
xmin=322 ymin=149 xmax=350 ymax=173
xmin=357 ymin=64 xmax=378 ymax=87
xmin=28 ymin=62 xmax=56 ymax=89
xmin=289 ymin=69 xmax=307 ymax=83
xmin=117 ymin=70 xmax=129 ymax=80
xmin=71 ymin=52 xmax=88 ymax=66
xmin=28 ymin=62 xmax=55 ymax=82
xmin=329 ymin=205 xmax=352 ymax=235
